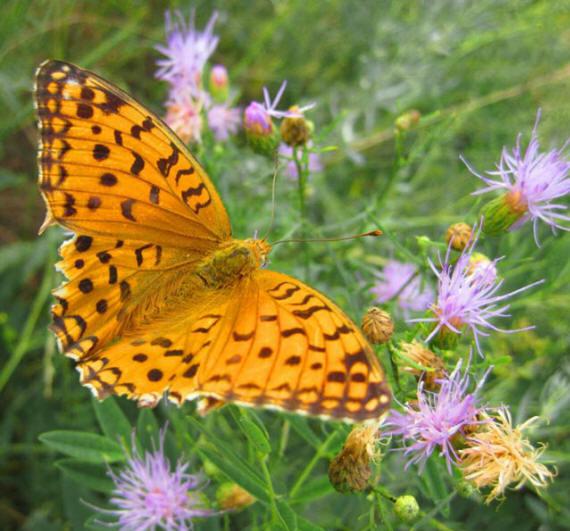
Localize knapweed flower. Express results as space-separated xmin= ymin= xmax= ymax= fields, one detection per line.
xmin=361 ymin=306 xmax=394 ymax=344
xmin=156 ymin=10 xmax=219 ymax=90
xmin=413 ymin=236 xmax=543 ymax=355
xmin=207 ymin=104 xmax=241 ymax=141
xmin=104 ymin=430 xmax=215 ymax=530
xmin=370 ymin=260 xmax=434 ymax=317
xmin=463 ymin=111 xmax=570 ymax=244
xmin=459 ymin=408 xmax=555 ymax=502
xmin=278 ymin=142 xmax=323 ymax=180
xmin=165 ymin=87 xmax=205 ymax=144
xmin=387 ymin=360 xmax=488 ymax=472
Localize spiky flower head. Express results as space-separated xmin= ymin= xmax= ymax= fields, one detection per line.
xmin=386 ymin=360 xmax=488 ymax=472
xmin=370 ymin=260 xmax=434 ymax=318
xmin=165 ymin=87 xmax=205 ymax=144
xmin=104 ymin=429 xmax=215 ymax=530
xmin=207 ymin=104 xmax=241 ymax=142
xmin=412 ymin=231 xmax=543 ymax=355
xmin=445 ymin=222 xmax=473 ymax=251
xmin=328 ymin=424 xmax=380 ymax=493
xmin=156 ymin=10 xmax=219 ymax=91
xmin=361 ymin=307 xmax=394 ymax=344
xmin=463 ymin=110 xmax=570 ymax=245
xmin=459 ymin=408 xmax=555 ymax=503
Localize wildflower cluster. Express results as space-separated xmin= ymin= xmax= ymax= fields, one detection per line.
xmin=156 ymin=10 xmax=239 ymax=143
xmin=359 ymin=112 xmax=564 ymax=506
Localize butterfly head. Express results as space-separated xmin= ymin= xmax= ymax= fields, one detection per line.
xmin=247 ymin=237 xmax=272 ymax=268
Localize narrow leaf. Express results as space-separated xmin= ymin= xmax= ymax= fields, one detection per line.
xmin=56 ymin=458 xmax=114 ymax=494
xmin=39 ymin=431 xmax=125 ymax=464
xmin=92 ymin=397 xmax=132 ymax=447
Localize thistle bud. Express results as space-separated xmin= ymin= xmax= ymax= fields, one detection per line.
xmin=445 ymin=222 xmax=473 ymax=251
xmin=328 ymin=425 xmax=379 ymax=493
xmin=399 ymin=340 xmax=445 ymax=390
xmin=480 ymin=191 xmax=527 ymax=236
xmin=361 ymin=307 xmax=394 ymax=345
xmin=244 ymin=102 xmax=279 ymax=156
xmin=280 ymin=106 xmax=312 ymax=146
xmin=395 ymin=110 xmax=421 ymax=131
xmin=216 ymin=482 xmax=256 ymax=511
xmin=394 ymin=495 xmax=420 ymax=522
xmin=209 ymin=64 xmax=229 ymax=102
xmin=467 ymin=252 xmax=497 ymax=285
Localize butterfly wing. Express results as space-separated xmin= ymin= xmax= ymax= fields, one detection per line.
xmin=35 ymin=60 xmax=231 ymax=246
xmin=76 ymin=270 xmax=390 ymax=421
xmin=35 ymin=60 xmax=230 ymax=360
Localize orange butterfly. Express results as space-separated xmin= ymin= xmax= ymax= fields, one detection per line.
xmin=35 ymin=60 xmax=390 ymax=421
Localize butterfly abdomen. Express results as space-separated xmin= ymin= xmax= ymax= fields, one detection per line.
xmin=196 ymin=239 xmax=270 ymax=289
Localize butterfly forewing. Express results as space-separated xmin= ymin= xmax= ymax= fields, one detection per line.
xmin=35 ymin=60 xmax=231 ymax=246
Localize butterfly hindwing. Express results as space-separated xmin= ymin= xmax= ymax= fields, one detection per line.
xmin=75 ymin=272 xmax=390 ymax=421
xmin=35 ymin=60 xmax=231 ymax=247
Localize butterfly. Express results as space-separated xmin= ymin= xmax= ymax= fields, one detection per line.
xmin=35 ymin=60 xmax=391 ymax=421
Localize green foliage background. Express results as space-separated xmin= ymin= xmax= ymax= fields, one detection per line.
xmin=0 ymin=0 xmax=569 ymax=529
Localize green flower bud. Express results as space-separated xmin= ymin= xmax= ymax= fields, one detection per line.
xmin=394 ymin=494 xmax=420 ymax=523
xmin=480 ymin=191 xmax=527 ymax=236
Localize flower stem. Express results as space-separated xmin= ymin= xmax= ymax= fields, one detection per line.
xmin=294 ymin=146 xmax=310 ymax=279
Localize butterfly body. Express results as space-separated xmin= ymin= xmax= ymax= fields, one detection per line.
xmin=35 ymin=60 xmax=391 ymax=421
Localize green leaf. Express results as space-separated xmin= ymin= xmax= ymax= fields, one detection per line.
xmin=55 ymin=458 xmax=114 ymax=494
xmin=196 ymin=442 xmax=270 ymax=505
xmin=39 ymin=431 xmax=125 ymax=464
xmin=287 ymin=416 xmax=322 ymax=450
xmin=297 ymin=516 xmax=325 ymax=531
xmin=92 ymin=397 xmax=132 ymax=447
xmin=275 ymin=499 xmax=298 ymax=531
xmin=421 ymin=454 xmax=450 ymax=517
xmin=290 ymin=475 xmax=335 ymax=504
xmin=136 ymin=407 xmax=160 ymax=451
xmin=238 ymin=415 xmax=271 ymax=456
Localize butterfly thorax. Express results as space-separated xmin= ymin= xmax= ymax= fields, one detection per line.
xmin=196 ymin=238 xmax=271 ymax=289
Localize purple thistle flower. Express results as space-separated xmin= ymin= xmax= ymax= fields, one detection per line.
xmin=412 ymin=231 xmax=543 ymax=355
xmin=104 ymin=429 xmax=215 ymax=530
xmin=370 ymin=260 xmax=434 ymax=317
xmin=156 ymin=10 xmax=219 ymax=90
xmin=278 ymin=142 xmax=323 ymax=180
xmin=463 ymin=110 xmax=570 ymax=245
xmin=207 ymin=104 xmax=241 ymax=141
xmin=386 ymin=360 xmax=489 ymax=472
xmin=244 ymin=81 xmax=315 ymax=137
xmin=165 ymin=86 xmax=206 ymax=144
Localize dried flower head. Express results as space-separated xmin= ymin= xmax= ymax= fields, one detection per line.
xmin=413 ymin=232 xmax=543 ymax=355
xmin=280 ymin=105 xmax=313 ymax=146
xmin=216 ymin=483 xmax=256 ymax=511
xmin=370 ymin=260 xmax=434 ymax=317
xmin=387 ymin=360 xmax=488 ymax=472
xmin=459 ymin=408 xmax=555 ymax=503
xmin=445 ymin=222 xmax=473 ymax=251
xmin=399 ymin=340 xmax=445 ymax=389
xmin=103 ymin=429 xmax=215 ymax=530
xmin=156 ymin=10 xmax=219 ymax=91
xmin=463 ymin=110 xmax=570 ymax=245
xmin=361 ymin=307 xmax=394 ymax=344
xmin=328 ymin=424 xmax=380 ymax=493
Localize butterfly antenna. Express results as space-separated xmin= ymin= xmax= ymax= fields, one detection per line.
xmin=271 ymin=229 xmax=382 ymax=246
xmin=262 ymin=152 xmax=281 ymax=240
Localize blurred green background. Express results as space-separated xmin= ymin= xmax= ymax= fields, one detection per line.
xmin=1 ymin=0 xmax=569 ymax=529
